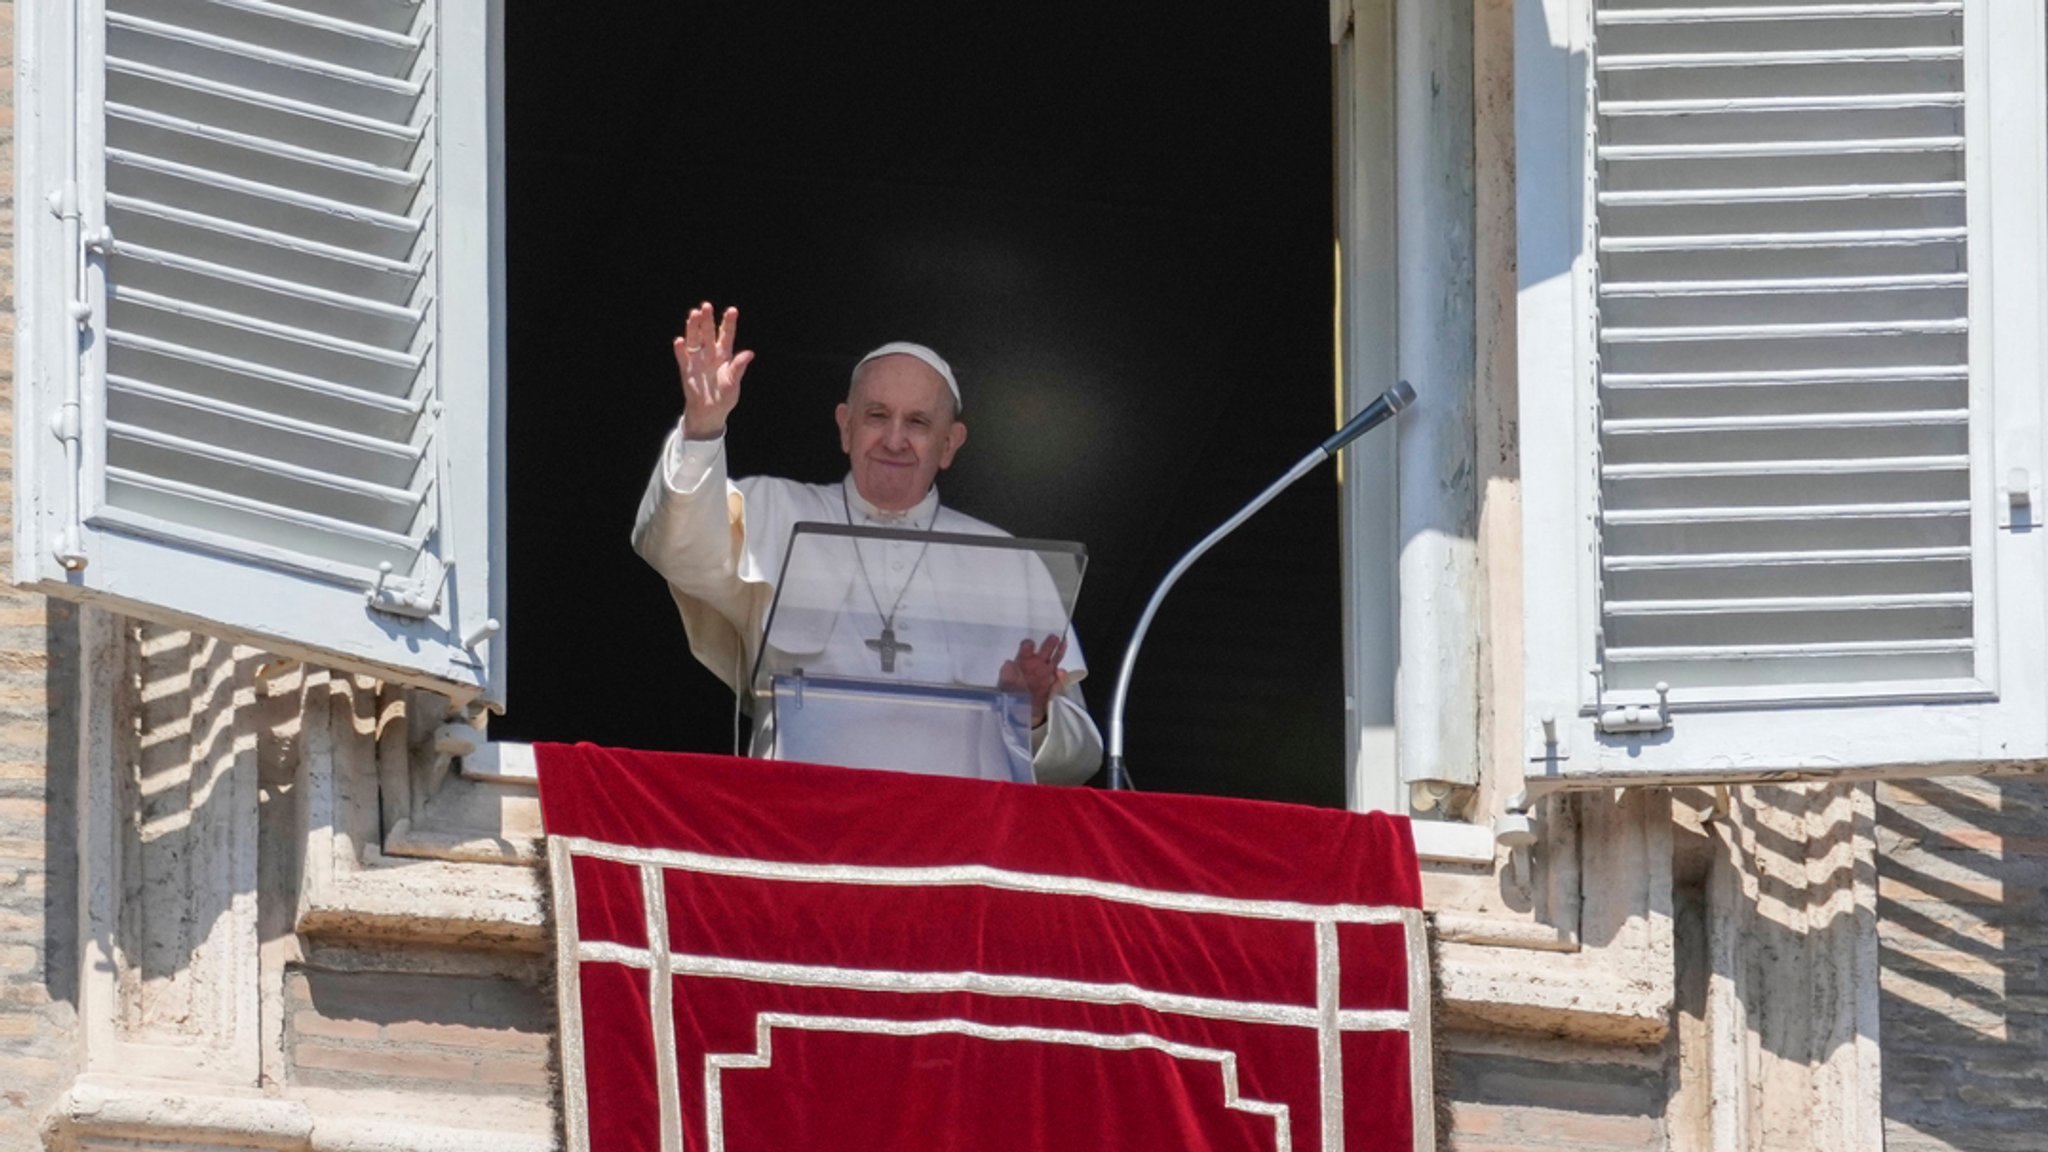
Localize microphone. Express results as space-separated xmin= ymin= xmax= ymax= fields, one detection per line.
xmin=1322 ymin=378 xmax=1414 ymax=456
xmin=1105 ymin=381 xmax=1415 ymax=791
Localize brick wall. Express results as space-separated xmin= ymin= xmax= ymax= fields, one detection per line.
xmin=1879 ymin=776 xmax=2048 ymax=1152
xmin=0 ymin=603 xmax=72 ymax=1147
xmin=0 ymin=1 xmax=83 ymax=1144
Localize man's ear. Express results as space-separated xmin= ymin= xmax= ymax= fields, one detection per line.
xmin=835 ymin=403 xmax=852 ymax=454
xmin=938 ymin=420 xmax=968 ymax=469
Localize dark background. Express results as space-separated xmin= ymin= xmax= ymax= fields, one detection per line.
xmin=498 ymin=2 xmax=1345 ymax=805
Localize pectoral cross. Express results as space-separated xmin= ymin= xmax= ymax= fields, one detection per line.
xmin=865 ymin=626 xmax=912 ymax=673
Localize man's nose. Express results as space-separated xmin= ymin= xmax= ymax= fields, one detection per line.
xmin=883 ymin=421 xmax=911 ymax=450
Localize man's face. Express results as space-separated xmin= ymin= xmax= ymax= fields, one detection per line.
xmin=836 ymin=355 xmax=968 ymax=512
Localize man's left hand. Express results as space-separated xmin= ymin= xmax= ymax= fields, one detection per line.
xmin=1001 ymin=634 xmax=1068 ymax=729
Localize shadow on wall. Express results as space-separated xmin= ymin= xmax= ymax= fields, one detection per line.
xmin=59 ymin=620 xmax=312 ymax=1012
xmin=41 ymin=602 xmax=80 ymax=1017
xmin=118 ymin=625 xmax=275 ymax=1003
xmin=1664 ymin=777 xmax=2039 ymax=1149
xmin=1692 ymin=782 xmax=1878 ymax=1147
xmin=1877 ymin=776 xmax=2044 ymax=1152
xmin=1443 ymin=776 xmax=2041 ymax=1149
xmin=1442 ymin=1034 xmax=1668 ymax=1149
xmin=1443 ymin=782 xmax=1881 ymax=1151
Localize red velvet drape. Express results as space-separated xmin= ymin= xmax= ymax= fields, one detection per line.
xmin=538 ymin=745 xmax=1425 ymax=1152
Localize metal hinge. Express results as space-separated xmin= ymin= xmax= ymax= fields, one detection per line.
xmin=46 ymin=181 xmax=105 ymax=572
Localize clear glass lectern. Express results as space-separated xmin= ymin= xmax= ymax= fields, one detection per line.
xmin=753 ymin=523 xmax=1087 ymax=783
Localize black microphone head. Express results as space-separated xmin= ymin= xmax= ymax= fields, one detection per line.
xmin=1321 ymin=379 xmax=1414 ymax=456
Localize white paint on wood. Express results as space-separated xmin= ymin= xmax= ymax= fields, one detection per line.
xmin=1335 ymin=0 xmax=1402 ymax=814
xmin=1518 ymin=0 xmax=2048 ymax=786
xmin=1395 ymin=0 xmax=1483 ymax=793
xmin=13 ymin=0 xmax=509 ymax=706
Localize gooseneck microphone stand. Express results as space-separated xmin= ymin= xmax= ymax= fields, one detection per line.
xmin=1105 ymin=381 xmax=1415 ymax=791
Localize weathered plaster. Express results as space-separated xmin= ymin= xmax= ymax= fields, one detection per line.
xmin=44 ymin=1078 xmax=553 ymax=1152
xmin=55 ymin=616 xmax=553 ymax=1147
xmin=1702 ymin=784 xmax=1882 ymax=1152
xmin=1393 ymin=0 xmax=1483 ymax=799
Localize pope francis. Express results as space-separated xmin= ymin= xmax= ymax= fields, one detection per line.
xmin=632 ymin=302 xmax=1104 ymax=785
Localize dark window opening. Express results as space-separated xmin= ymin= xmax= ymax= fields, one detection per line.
xmin=501 ymin=3 xmax=1342 ymax=805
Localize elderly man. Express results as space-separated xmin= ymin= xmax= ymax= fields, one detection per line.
xmin=633 ymin=302 xmax=1103 ymax=785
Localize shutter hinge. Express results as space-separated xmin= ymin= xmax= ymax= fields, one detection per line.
xmin=47 ymin=183 xmax=78 ymax=227
xmin=48 ymin=403 xmax=79 ymax=445
xmin=46 ymin=182 xmax=96 ymax=572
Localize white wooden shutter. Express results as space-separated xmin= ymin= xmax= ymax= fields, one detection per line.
xmin=1518 ymin=0 xmax=2048 ymax=784
xmin=16 ymin=0 xmax=505 ymax=706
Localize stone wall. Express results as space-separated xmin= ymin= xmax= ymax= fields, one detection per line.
xmin=287 ymin=962 xmax=552 ymax=1097
xmin=0 ymin=2 xmax=85 ymax=1144
xmin=1429 ymin=769 xmax=2048 ymax=1152
xmin=34 ymin=620 xmax=554 ymax=1150
xmin=1443 ymin=1035 xmax=1668 ymax=1151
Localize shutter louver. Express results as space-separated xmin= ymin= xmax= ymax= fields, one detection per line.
xmin=1592 ymin=0 xmax=1976 ymax=697
xmin=99 ymin=0 xmax=442 ymax=596
xmin=15 ymin=0 xmax=504 ymax=703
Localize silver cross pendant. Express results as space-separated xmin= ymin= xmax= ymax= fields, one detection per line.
xmin=865 ymin=626 xmax=912 ymax=674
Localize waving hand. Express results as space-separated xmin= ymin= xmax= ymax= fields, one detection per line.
xmin=675 ymin=302 xmax=756 ymax=440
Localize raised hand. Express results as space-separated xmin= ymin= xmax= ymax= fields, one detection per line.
xmin=675 ymin=302 xmax=756 ymax=440
xmin=999 ymin=634 xmax=1069 ymax=729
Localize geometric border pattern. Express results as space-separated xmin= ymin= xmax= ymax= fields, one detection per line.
xmin=706 ymin=1016 xmax=1297 ymax=1152
xmin=550 ymin=836 xmax=1434 ymax=1152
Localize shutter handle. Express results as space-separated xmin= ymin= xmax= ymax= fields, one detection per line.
xmin=462 ymin=618 xmax=500 ymax=650
xmin=2002 ymin=468 xmax=2038 ymax=529
xmin=1599 ymin=682 xmax=1671 ymax=735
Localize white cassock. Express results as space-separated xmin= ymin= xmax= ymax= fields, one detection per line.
xmin=632 ymin=426 xmax=1104 ymax=785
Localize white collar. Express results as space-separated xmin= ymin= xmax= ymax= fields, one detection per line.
xmin=842 ymin=475 xmax=940 ymax=527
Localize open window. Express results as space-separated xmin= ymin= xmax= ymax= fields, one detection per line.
xmin=1518 ymin=0 xmax=2048 ymax=787
xmin=19 ymin=0 xmax=1349 ymax=807
xmin=15 ymin=0 xmax=507 ymax=706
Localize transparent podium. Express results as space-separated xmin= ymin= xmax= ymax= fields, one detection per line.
xmin=753 ymin=523 xmax=1087 ymax=783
